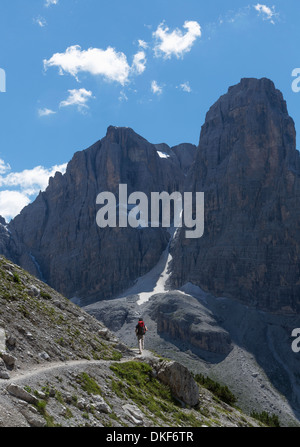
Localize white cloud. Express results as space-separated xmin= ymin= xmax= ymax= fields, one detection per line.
xmin=178 ymin=82 xmax=191 ymax=93
xmin=132 ymin=50 xmax=147 ymax=74
xmin=151 ymin=80 xmax=163 ymax=95
xmin=34 ymin=16 xmax=47 ymax=27
xmin=59 ymin=88 xmax=94 ymax=111
xmin=44 ymin=45 xmax=131 ymax=85
xmin=38 ymin=90 xmax=94 ymax=117
xmin=254 ymin=4 xmax=277 ymax=24
xmin=0 ymin=162 xmax=67 ymax=220
xmin=118 ymin=90 xmax=128 ymax=102
xmin=38 ymin=107 xmax=56 ymax=117
xmin=0 ymin=164 xmax=67 ymax=191
xmin=0 ymin=159 xmax=11 ymax=175
xmin=0 ymin=191 xmax=31 ymax=222
xmin=153 ymin=20 xmax=201 ymax=59
xmin=45 ymin=0 xmax=59 ymax=7
xmin=138 ymin=39 xmax=148 ymax=49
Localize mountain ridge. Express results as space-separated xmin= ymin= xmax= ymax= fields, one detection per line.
xmin=3 ymin=76 xmax=300 ymax=313
xmin=1 ymin=77 xmax=300 ymax=426
xmin=4 ymin=126 xmax=196 ymax=306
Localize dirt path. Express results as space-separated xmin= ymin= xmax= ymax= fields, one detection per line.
xmin=0 ymin=349 xmax=154 ymax=388
xmin=0 ymin=349 xmax=158 ymax=427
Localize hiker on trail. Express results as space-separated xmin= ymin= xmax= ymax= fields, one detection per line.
xmin=135 ymin=318 xmax=147 ymax=354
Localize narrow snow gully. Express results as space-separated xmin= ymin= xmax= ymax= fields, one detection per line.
xmin=117 ymin=225 xmax=180 ymax=306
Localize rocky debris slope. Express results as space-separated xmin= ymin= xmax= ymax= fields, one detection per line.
xmin=0 ymin=255 xmax=262 ymax=427
xmin=86 ymin=284 xmax=300 ymax=427
xmin=170 ymin=77 xmax=300 ymax=313
xmin=0 ymin=256 xmax=125 ymax=375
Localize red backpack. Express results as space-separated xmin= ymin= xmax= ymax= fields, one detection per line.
xmin=137 ymin=320 xmax=146 ymax=335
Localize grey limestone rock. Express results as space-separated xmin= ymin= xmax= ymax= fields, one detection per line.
xmin=170 ymin=78 xmax=300 ymax=313
xmin=152 ymin=359 xmax=200 ymax=407
xmin=5 ymin=127 xmax=195 ymax=307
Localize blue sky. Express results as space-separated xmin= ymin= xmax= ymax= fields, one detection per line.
xmin=0 ymin=0 xmax=300 ymax=220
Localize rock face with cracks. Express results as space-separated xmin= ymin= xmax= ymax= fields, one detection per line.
xmin=170 ymin=77 xmax=300 ymax=313
xmin=4 ymin=127 xmax=196 ymax=307
xmin=152 ymin=359 xmax=200 ymax=407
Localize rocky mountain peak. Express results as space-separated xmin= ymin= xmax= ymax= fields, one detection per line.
xmin=1 ymin=77 xmax=300 ymax=313
xmin=171 ymin=77 xmax=300 ymax=313
xmin=198 ymin=77 xmax=297 ymax=177
xmin=105 ymin=125 xmax=142 ymax=143
xmin=4 ymin=126 xmax=196 ymax=306
xmin=1 ymin=77 xmax=300 ymax=426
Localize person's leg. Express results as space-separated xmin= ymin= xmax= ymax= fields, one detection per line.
xmin=138 ymin=336 xmax=142 ymax=354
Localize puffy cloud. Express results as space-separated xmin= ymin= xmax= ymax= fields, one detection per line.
xmin=0 ymin=191 xmax=31 ymax=221
xmin=178 ymin=82 xmax=191 ymax=93
xmin=59 ymin=88 xmax=94 ymax=111
xmin=0 ymin=163 xmax=67 ymax=191
xmin=34 ymin=16 xmax=47 ymax=27
xmin=254 ymin=4 xmax=277 ymax=24
xmin=43 ymin=23 xmax=201 ymax=107
xmin=45 ymin=0 xmax=59 ymax=7
xmin=151 ymin=80 xmax=163 ymax=95
xmin=0 ymin=162 xmax=67 ymax=220
xmin=153 ymin=20 xmax=201 ymax=59
xmin=44 ymin=45 xmax=131 ymax=85
xmin=44 ymin=44 xmax=148 ymax=86
xmin=38 ymin=108 xmax=56 ymax=117
xmin=0 ymin=159 xmax=11 ymax=175
xmin=132 ymin=50 xmax=147 ymax=74
xmin=118 ymin=90 xmax=128 ymax=102
xmin=138 ymin=39 xmax=148 ymax=49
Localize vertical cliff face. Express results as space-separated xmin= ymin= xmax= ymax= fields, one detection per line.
xmin=7 ymin=126 xmax=196 ymax=306
xmin=170 ymin=78 xmax=300 ymax=313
